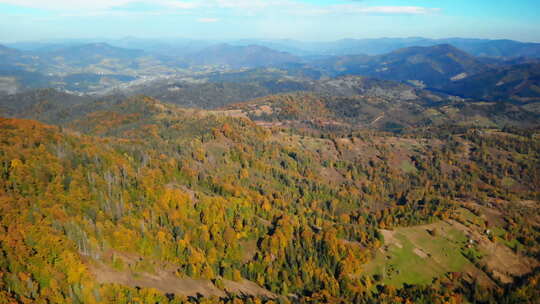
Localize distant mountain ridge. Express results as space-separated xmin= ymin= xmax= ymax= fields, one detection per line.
xmin=43 ymin=43 xmax=146 ymax=63
xmin=1 ymin=38 xmax=540 ymax=104
xmin=184 ymin=44 xmax=301 ymax=68
xmin=314 ymin=44 xmax=487 ymax=87
xmin=445 ymin=63 xmax=540 ymax=103
xmin=231 ymin=37 xmax=540 ymax=58
xmin=309 ymin=44 xmax=540 ymax=103
xmin=7 ymin=36 xmax=540 ymax=58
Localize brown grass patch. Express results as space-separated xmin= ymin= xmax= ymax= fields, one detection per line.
xmin=224 ymin=279 xmax=276 ymax=298
xmin=380 ymin=229 xmax=403 ymax=249
xmin=89 ymin=260 xmax=226 ymax=297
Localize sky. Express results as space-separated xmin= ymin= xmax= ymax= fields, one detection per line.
xmin=0 ymin=0 xmax=539 ymax=42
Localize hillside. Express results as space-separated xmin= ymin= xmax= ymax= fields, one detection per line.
xmin=0 ymin=95 xmax=539 ymax=303
xmin=2 ymin=75 xmax=539 ymax=132
xmin=184 ymin=44 xmax=301 ymax=68
xmin=223 ymin=76 xmax=539 ymax=132
xmin=42 ymin=43 xmax=146 ymax=66
xmin=445 ymin=63 xmax=540 ymax=103
xmin=0 ymin=44 xmax=20 ymax=57
xmin=130 ymin=79 xmax=310 ymax=109
xmin=308 ymin=45 xmax=540 ymax=103
xmin=315 ymin=44 xmax=487 ymax=88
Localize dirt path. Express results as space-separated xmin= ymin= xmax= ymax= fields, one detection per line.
xmin=371 ymin=114 xmax=385 ymax=125
xmin=88 ymin=258 xmax=276 ymax=299
xmin=90 ymin=261 xmax=225 ymax=297
xmin=224 ymin=279 xmax=276 ymax=298
xmin=413 ymin=248 xmax=428 ymax=258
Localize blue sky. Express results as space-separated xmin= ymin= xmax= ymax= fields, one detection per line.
xmin=0 ymin=0 xmax=539 ymax=42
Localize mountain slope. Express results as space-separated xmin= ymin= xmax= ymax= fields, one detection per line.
xmin=3 ymin=75 xmax=539 ymax=130
xmin=307 ymin=45 xmax=540 ymax=103
xmin=184 ymin=44 xmax=301 ymax=68
xmin=0 ymin=96 xmax=538 ymax=303
xmin=442 ymin=38 xmax=540 ymax=58
xmin=0 ymin=44 xmax=21 ymax=57
xmin=316 ymin=44 xmax=487 ymax=88
xmin=0 ymin=88 xmax=100 ymax=122
xmin=225 ymin=92 xmax=539 ymax=133
xmin=0 ymin=44 xmax=42 ymax=71
xmin=41 ymin=43 xmax=146 ymax=66
xmin=445 ymin=63 xmax=540 ymax=103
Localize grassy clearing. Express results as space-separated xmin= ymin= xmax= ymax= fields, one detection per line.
xmin=364 ymin=221 xmax=474 ymax=287
xmin=365 ymin=206 xmax=538 ymax=288
xmin=457 ymin=206 xmax=525 ymax=253
xmin=491 ymin=226 xmax=525 ymax=252
xmin=501 ymin=177 xmax=515 ymax=188
xmin=400 ymin=160 xmax=417 ymax=174
xmin=455 ymin=208 xmax=481 ymax=225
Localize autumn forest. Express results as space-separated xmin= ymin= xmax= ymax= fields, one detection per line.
xmin=0 ymin=92 xmax=538 ymax=303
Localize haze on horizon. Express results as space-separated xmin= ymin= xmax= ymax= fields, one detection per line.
xmin=1 ymin=0 xmax=539 ymax=43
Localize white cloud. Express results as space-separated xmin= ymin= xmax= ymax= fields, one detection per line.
xmin=350 ymin=6 xmax=441 ymax=15
xmin=204 ymin=1 xmax=441 ymax=16
xmin=166 ymin=1 xmax=200 ymax=10
xmin=197 ymin=17 xmax=219 ymax=23
xmin=0 ymin=0 xmax=199 ymax=11
xmin=0 ymin=0 xmax=441 ymax=17
xmin=0 ymin=0 xmax=132 ymax=10
xmin=213 ymin=0 xmax=269 ymax=9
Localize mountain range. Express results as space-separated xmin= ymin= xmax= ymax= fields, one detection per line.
xmin=10 ymin=37 xmax=540 ymax=57
xmin=1 ymin=38 xmax=540 ymax=102
xmin=235 ymin=37 xmax=540 ymax=57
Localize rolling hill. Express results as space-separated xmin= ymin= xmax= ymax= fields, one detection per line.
xmin=224 ymin=84 xmax=539 ymax=133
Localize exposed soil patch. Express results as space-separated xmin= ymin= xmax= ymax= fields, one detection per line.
xmin=89 ymin=260 xmax=225 ymax=297
xmin=478 ymin=238 xmax=538 ymax=284
xmin=224 ymin=279 xmax=276 ymax=298
xmin=448 ymin=219 xmax=538 ymax=284
xmin=413 ymin=248 xmax=428 ymax=259
xmin=380 ymin=229 xmax=403 ymax=249
xmin=519 ymin=200 xmax=537 ymax=208
xmin=240 ymin=239 xmax=258 ymax=263
xmin=252 ymin=105 xmax=274 ymax=116
xmin=319 ymin=167 xmax=346 ymax=185
xmin=87 ymin=251 xmax=276 ymax=299
xmin=213 ymin=109 xmax=249 ymax=119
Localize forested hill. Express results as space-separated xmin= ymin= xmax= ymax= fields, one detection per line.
xmin=0 ymin=96 xmax=539 ymax=303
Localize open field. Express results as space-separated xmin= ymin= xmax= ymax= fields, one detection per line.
xmin=363 ymin=206 xmax=538 ymax=288
xmin=364 ymin=220 xmax=481 ymax=287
